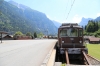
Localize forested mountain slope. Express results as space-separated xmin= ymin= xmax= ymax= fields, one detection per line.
xmin=0 ymin=1 xmax=57 ymax=35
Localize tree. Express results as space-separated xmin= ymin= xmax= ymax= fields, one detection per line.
xmin=26 ymin=32 xmax=32 ymax=36
xmin=34 ymin=32 xmax=37 ymax=38
xmin=86 ymin=21 xmax=97 ymax=32
xmin=95 ymin=21 xmax=99 ymax=31
xmin=84 ymin=20 xmax=100 ymax=37
xmin=85 ymin=25 xmax=87 ymax=30
xmin=0 ymin=0 xmax=4 ymax=15
xmin=14 ymin=31 xmax=23 ymax=36
xmin=0 ymin=0 xmax=4 ymax=4
xmin=37 ymin=32 xmax=43 ymax=38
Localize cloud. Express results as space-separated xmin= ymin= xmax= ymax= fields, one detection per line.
xmin=72 ymin=15 xmax=82 ymax=24
xmin=46 ymin=14 xmax=82 ymax=24
xmin=46 ymin=15 xmax=52 ymax=20
xmin=46 ymin=15 xmax=61 ymax=23
xmin=48 ymin=13 xmax=100 ymax=24
xmin=96 ymin=13 xmax=100 ymax=17
xmin=62 ymin=15 xmax=82 ymax=24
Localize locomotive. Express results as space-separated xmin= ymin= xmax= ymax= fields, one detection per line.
xmin=57 ymin=23 xmax=88 ymax=56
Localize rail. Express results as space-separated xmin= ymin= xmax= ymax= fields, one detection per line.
xmin=82 ymin=51 xmax=91 ymax=65
xmin=64 ymin=50 xmax=100 ymax=65
xmin=87 ymin=54 xmax=100 ymax=65
xmin=82 ymin=51 xmax=100 ymax=65
xmin=65 ymin=50 xmax=70 ymax=64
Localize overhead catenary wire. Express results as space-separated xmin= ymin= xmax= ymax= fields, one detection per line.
xmin=64 ymin=0 xmax=70 ymax=17
xmin=66 ymin=0 xmax=75 ymax=20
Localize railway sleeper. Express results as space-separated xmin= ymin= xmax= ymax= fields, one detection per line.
xmin=55 ymin=47 xmax=100 ymax=65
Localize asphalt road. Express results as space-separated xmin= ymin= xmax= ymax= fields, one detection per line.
xmin=0 ymin=39 xmax=57 ymax=66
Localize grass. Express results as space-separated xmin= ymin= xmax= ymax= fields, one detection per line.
xmin=86 ymin=44 xmax=100 ymax=60
xmin=61 ymin=63 xmax=66 ymax=66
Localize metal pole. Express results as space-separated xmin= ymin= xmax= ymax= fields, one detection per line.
xmin=1 ymin=33 xmax=2 ymax=43
xmin=47 ymin=30 xmax=48 ymax=38
xmin=47 ymin=31 xmax=48 ymax=36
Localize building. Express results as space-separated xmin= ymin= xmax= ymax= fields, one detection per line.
xmin=13 ymin=35 xmax=32 ymax=40
xmin=84 ymin=36 xmax=100 ymax=44
xmin=84 ymin=36 xmax=95 ymax=40
xmin=3 ymin=35 xmax=13 ymax=40
xmin=88 ymin=37 xmax=100 ymax=44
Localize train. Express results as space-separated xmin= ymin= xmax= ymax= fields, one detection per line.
xmin=56 ymin=23 xmax=88 ymax=59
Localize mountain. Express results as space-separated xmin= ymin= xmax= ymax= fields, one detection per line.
xmin=95 ymin=16 xmax=100 ymax=21
xmin=79 ymin=17 xmax=93 ymax=26
xmin=8 ymin=0 xmax=18 ymax=7
xmin=8 ymin=1 xmax=29 ymax=9
xmin=0 ymin=1 xmax=57 ymax=35
xmin=52 ymin=20 xmax=61 ymax=28
xmin=79 ymin=16 xmax=100 ymax=26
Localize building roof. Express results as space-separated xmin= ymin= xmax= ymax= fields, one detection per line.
xmin=84 ymin=36 xmax=95 ymax=39
xmin=89 ymin=37 xmax=100 ymax=41
xmin=0 ymin=31 xmax=8 ymax=34
xmin=3 ymin=35 xmax=13 ymax=38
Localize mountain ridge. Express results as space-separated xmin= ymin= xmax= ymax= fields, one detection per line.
xmin=0 ymin=1 xmax=57 ymax=35
xmin=79 ymin=16 xmax=100 ymax=26
xmin=52 ymin=20 xmax=61 ymax=28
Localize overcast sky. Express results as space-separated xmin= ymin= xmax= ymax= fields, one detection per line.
xmin=5 ymin=0 xmax=100 ymax=23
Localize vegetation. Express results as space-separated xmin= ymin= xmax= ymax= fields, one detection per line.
xmin=0 ymin=0 xmax=4 ymax=5
xmin=0 ymin=1 xmax=57 ymax=35
xmin=85 ymin=20 xmax=99 ymax=32
xmin=84 ymin=20 xmax=100 ymax=37
xmin=14 ymin=31 xmax=23 ymax=36
xmin=37 ymin=32 xmax=43 ymax=38
xmin=87 ymin=44 xmax=100 ymax=60
xmin=0 ymin=1 xmax=36 ymax=34
xmin=26 ymin=32 xmax=32 ymax=36
xmin=34 ymin=32 xmax=37 ymax=38
xmin=13 ymin=31 xmax=44 ymax=39
xmin=61 ymin=63 xmax=66 ymax=66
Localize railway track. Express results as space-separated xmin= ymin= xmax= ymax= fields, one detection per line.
xmin=87 ymin=54 xmax=100 ymax=65
xmin=66 ymin=51 xmax=100 ymax=65
xmin=55 ymin=50 xmax=100 ymax=66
